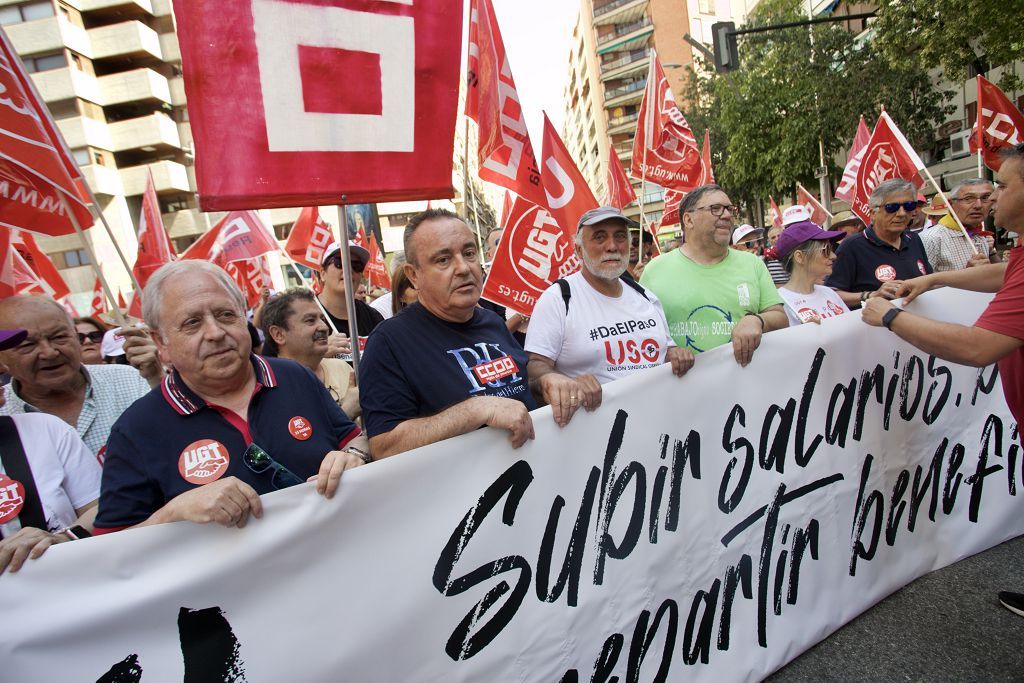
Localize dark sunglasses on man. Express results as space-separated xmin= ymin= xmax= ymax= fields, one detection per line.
xmin=324 ymin=253 xmax=366 ymax=273
xmin=77 ymin=331 xmax=104 ymax=345
xmin=243 ymin=444 xmax=304 ymax=490
xmin=881 ymin=201 xmax=918 ymax=214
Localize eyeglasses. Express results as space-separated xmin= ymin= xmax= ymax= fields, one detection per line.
xmin=952 ymin=194 xmax=992 ymax=204
xmin=691 ymin=204 xmax=737 ymax=217
xmin=880 ymin=201 xmax=918 ymax=214
xmin=741 ymin=239 xmax=763 ymax=248
xmin=77 ymin=331 xmax=103 ymax=344
xmin=243 ymin=443 xmax=304 ymax=490
xmin=819 ymin=242 xmax=836 ymax=257
xmin=324 ymin=253 xmax=365 ymax=273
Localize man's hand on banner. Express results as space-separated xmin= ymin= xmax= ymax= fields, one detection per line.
xmin=666 ymin=347 xmax=696 ymax=377
xmin=535 ymin=371 xmax=600 ymax=427
xmin=0 ymin=527 xmax=62 ymax=574
xmin=148 ymin=477 xmax=263 ymax=528
xmin=731 ymin=315 xmax=765 ymax=367
xmin=311 ymin=439 xmax=369 ymax=499
xmin=860 ymin=298 xmax=897 ymax=327
xmin=479 ymin=397 xmax=535 ymax=448
xmin=121 ymin=326 xmax=165 ymax=388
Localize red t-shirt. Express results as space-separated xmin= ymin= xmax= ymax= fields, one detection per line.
xmin=975 ymin=246 xmax=1024 ymax=427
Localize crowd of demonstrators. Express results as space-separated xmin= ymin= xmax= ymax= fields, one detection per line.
xmin=94 ymin=260 xmax=369 ymax=534
xmin=525 ymin=207 xmax=694 ymax=427
xmin=641 ymin=184 xmax=788 ymax=366
xmin=826 ymin=178 xmax=933 ymax=309
xmin=0 ymin=296 xmax=152 ymax=456
xmin=907 ymin=193 xmax=928 ymax=232
xmin=74 ymin=317 xmax=106 ymax=364
xmin=830 ymin=210 xmax=866 ymax=237
xmin=316 ymin=241 xmax=384 ymax=355
xmin=862 ymin=142 xmax=1024 ymax=618
xmin=358 ymin=209 xmax=534 ymax=459
xmin=775 ymin=221 xmax=850 ymax=325
xmin=0 ymin=328 xmax=102 ymax=574
xmin=920 ymin=178 xmax=998 ymax=271
xmin=731 ymin=224 xmax=764 ymax=254
xmin=259 ymin=289 xmax=359 ymax=419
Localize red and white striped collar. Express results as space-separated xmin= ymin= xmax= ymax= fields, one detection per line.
xmin=161 ymin=354 xmax=278 ymax=416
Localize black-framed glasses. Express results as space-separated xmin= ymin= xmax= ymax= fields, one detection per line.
xmin=692 ymin=204 xmax=737 ymax=217
xmin=324 ymin=253 xmax=366 ymax=273
xmin=881 ymin=201 xmax=918 ymax=214
xmin=243 ymin=444 xmax=304 ymax=490
xmin=77 ymin=331 xmax=103 ymax=344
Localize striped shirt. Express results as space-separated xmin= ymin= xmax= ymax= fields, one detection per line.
xmin=765 ymin=258 xmax=788 ymax=286
xmin=920 ymin=220 xmax=989 ymax=272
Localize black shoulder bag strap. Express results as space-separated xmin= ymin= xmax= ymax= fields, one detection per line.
xmin=0 ymin=416 xmax=47 ymax=533
xmin=619 ymin=272 xmax=651 ymax=301
xmin=556 ymin=278 xmax=571 ymax=314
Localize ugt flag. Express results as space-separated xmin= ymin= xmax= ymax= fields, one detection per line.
xmin=850 ymin=111 xmax=925 ymax=224
xmin=604 ymin=147 xmax=636 ymax=210
xmin=971 ymin=76 xmax=1023 ymax=171
xmin=173 ymin=0 xmax=462 ymax=209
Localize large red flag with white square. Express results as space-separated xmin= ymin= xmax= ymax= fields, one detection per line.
xmin=850 ymin=111 xmax=925 ymax=223
xmin=481 ymin=195 xmax=580 ymax=315
xmin=540 ymin=114 xmax=598 ymax=236
xmin=285 ymin=207 xmax=335 ymax=269
xmin=0 ymin=28 xmax=93 ymax=236
xmin=466 ymin=0 xmax=546 ymax=208
xmin=970 ymin=76 xmax=1024 ymax=172
xmin=605 ymin=147 xmax=636 ymax=210
xmin=630 ymin=50 xmax=703 ymax=191
xmin=172 ymin=0 xmax=462 ymax=210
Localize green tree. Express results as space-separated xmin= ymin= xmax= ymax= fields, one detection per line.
xmin=873 ymin=0 xmax=1024 ymax=91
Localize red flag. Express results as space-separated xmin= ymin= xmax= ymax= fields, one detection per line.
xmin=127 ymin=290 xmax=143 ymax=319
xmin=699 ymin=129 xmax=715 ymax=184
xmin=0 ymin=28 xmax=94 ymax=236
xmin=835 ymin=115 xmax=871 ymax=202
xmin=659 ymin=190 xmax=683 ymax=228
xmin=605 ymin=147 xmax=637 ymax=210
xmin=172 ymin=0 xmax=461 ymax=210
xmin=285 ymin=207 xmax=335 ymax=269
xmin=59 ymin=296 xmax=78 ymax=317
xmin=11 ymin=230 xmax=69 ymax=299
xmin=769 ymin=196 xmax=783 ymax=229
xmin=117 ymin=290 xmax=127 ymax=309
xmin=90 ymin=277 xmax=106 ymax=317
xmin=850 ymin=111 xmax=925 ymax=223
xmin=215 ymin=211 xmax=279 ymax=263
xmin=352 ymin=226 xmax=368 ymax=251
xmin=365 ymin=231 xmax=391 ymax=289
xmin=971 ymin=76 xmax=1024 ymax=171
xmin=481 ymin=195 xmax=580 ymax=315
xmin=630 ymin=50 xmax=703 ymax=191
xmin=132 ymin=172 xmax=177 ymax=288
xmin=181 ymin=223 xmax=225 ymax=264
xmin=466 ymin=0 xmax=546 ymax=207
xmin=540 ymin=113 xmax=598 ymax=235
xmin=796 ymin=183 xmax=832 ymax=225
xmin=499 ymin=190 xmax=512 ymax=228
xmin=1 ymin=241 xmax=49 ymax=297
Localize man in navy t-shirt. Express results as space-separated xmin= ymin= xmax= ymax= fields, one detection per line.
xmin=359 ymin=209 xmax=535 ymax=459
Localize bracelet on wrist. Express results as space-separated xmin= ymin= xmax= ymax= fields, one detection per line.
xmin=744 ymin=312 xmax=766 ymax=330
xmin=344 ymin=446 xmax=373 ymax=465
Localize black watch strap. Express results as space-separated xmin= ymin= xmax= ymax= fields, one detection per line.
xmin=882 ymin=307 xmax=903 ymax=330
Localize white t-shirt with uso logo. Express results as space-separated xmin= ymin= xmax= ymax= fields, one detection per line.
xmin=525 ymin=271 xmax=676 ymax=384
xmin=778 ymin=285 xmax=850 ymax=326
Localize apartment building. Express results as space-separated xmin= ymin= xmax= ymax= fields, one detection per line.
xmin=563 ymin=0 xmax=759 ymax=227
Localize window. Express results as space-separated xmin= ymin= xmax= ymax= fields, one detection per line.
xmin=71 ymin=148 xmax=90 ymax=166
xmin=966 ymin=102 xmax=977 ymax=129
xmin=698 ymin=0 xmax=715 ymax=14
xmin=57 ymin=248 xmax=90 ymax=268
xmin=22 ymin=52 xmax=66 ymax=73
xmin=93 ymin=151 xmax=104 ymax=165
xmin=273 ymin=223 xmax=291 ymax=240
xmin=0 ymin=1 xmax=54 ymax=25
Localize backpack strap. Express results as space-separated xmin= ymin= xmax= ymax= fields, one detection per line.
xmin=0 ymin=416 xmax=47 ymax=534
xmin=619 ymin=272 xmax=651 ymax=301
xmin=556 ymin=278 xmax=571 ymax=314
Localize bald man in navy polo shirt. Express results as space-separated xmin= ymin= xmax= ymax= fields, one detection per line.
xmin=95 ymin=261 xmax=369 ymax=533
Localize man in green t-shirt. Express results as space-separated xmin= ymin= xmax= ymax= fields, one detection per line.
xmin=640 ymin=184 xmax=788 ymax=366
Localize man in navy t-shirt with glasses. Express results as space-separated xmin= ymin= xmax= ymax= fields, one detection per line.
xmin=359 ymin=209 xmax=535 ymax=459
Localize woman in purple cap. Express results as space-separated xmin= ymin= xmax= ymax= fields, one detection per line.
xmin=774 ymin=221 xmax=850 ymax=325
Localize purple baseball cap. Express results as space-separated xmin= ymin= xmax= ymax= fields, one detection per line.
xmin=774 ymin=221 xmax=846 ymax=260
xmin=0 ymin=329 xmax=27 ymax=351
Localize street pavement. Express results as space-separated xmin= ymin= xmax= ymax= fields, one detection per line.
xmin=768 ymin=535 xmax=1024 ymax=682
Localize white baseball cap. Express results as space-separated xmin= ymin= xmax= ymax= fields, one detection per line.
xmin=101 ymin=328 xmax=126 ymax=357
xmin=782 ymin=204 xmax=812 ymax=226
xmin=732 ymin=224 xmax=763 ymax=244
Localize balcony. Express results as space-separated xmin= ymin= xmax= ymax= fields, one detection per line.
xmin=81 ymin=163 xmax=124 ymax=196
xmin=600 ymin=49 xmax=647 ymax=81
xmin=158 ymin=32 xmax=180 ymax=62
xmin=108 ymin=112 xmax=180 ymax=152
xmin=56 ymin=115 xmax=112 ymax=150
xmin=162 ymin=208 xmax=211 ymax=239
xmin=150 ymin=0 xmax=174 ymax=16
xmin=31 ymin=67 xmax=102 ymax=104
xmin=596 ymin=18 xmax=653 ymax=54
xmin=87 ymin=21 xmax=162 ymax=61
xmin=80 ymin=0 xmax=153 ymax=16
xmin=120 ymin=159 xmax=189 ymax=195
xmin=592 ymin=0 xmax=649 ymax=27
xmin=168 ymin=75 xmax=186 ymax=106
xmin=5 ymin=15 xmax=91 ymax=58
xmin=98 ymin=68 xmax=171 ymax=107
xmin=607 ymin=111 xmax=639 ymax=134
xmin=604 ymin=79 xmax=645 ymax=107
xmin=614 ymin=140 xmax=633 ymax=158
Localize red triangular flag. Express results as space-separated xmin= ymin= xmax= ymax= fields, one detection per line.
xmin=132 ymin=171 xmax=177 ymax=289
xmin=835 ymin=115 xmax=871 ymax=202
xmin=11 ymin=230 xmax=69 ymax=299
xmin=465 ymin=0 xmax=547 ymax=208
xmin=365 ymin=232 xmax=391 ymax=289
xmin=499 ymin=190 xmax=512 ymax=228
xmin=285 ymin=208 xmax=334 ymax=269
xmin=117 ymin=290 xmax=127 ymax=309
xmin=181 ymin=223 xmax=225 ymax=265
xmin=796 ymin=183 xmax=832 ymax=225
xmin=849 ymin=111 xmax=925 ymax=223
xmin=90 ymin=277 xmax=106 ymax=317
xmin=540 ymin=113 xmax=598 ymax=236
xmin=660 ymin=190 xmax=683 ymax=228
xmin=215 ymin=211 xmax=278 ymax=263
xmin=970 ymin=76 xmax=1024 ymax=171
xmin=769 ymin=196 xmax=783 ymax=229
xmin=605 ymin=147 xmax=637 ymax=210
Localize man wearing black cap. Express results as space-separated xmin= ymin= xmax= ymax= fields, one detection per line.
xmin=526 ymin=207 xmax=694 ymax=427
xmin=317 ymin=240 xmax=384 ymax=350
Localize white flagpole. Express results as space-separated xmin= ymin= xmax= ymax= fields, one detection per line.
xmin=918 ymin=166 xmax=980 ymax=256
xmin=58 ymin=194 xmax=127 ymax=326
xmin=336 ymin=199 xmax=362 ymax=373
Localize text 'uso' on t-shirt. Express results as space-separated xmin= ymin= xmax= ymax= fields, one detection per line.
xmin=358 ymin=303 xmax=535 ymax=438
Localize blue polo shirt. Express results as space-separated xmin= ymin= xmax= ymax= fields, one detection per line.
xmin=358 ymin=303 xmax=535 ymax=438
xmin=825 ymin=227 xmax=933 ymax=293
xmin=95 ymin=355 xmax=360 ymax=531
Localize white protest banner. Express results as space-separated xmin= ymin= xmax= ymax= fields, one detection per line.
xmin=0 ymin=289 xmax=1020 ymax=681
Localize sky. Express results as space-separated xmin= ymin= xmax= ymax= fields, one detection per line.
xmin=482 ymin=0 xmax=580 ymax=146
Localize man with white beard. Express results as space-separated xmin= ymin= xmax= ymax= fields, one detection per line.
xmin=525 ymin=207 xmax=694 ymax=428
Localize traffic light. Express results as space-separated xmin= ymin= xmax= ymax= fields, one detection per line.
xmin=711 ymin=21 xmax=739 ymax=73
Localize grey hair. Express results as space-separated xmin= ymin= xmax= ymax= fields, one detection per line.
xmin=142 ymin=260 xmax=246 ymax=332
xmin=869 ymin=179 xmax=916 ymax=208
xmin=680 ymin=184 xmax=725 ymax=216
xmin=949 ymin=177 xmax=992 ymax=199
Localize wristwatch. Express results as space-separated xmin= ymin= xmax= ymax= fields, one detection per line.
xmin=881 ymin=307 xmax=903 ymax=330
xmin=344 ymin=446 xmax=373 ymax=465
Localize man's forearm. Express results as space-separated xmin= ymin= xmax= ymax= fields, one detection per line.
xmin=888 ymin=312 xmax=998 ymax=367
xmin=758 ymin=306 xmax=789 ymax=332
xmin=926 ymin=262 xmax=1007 ymax=293
xmin=834 ymin=289 xmax=864 ymax=308
xmin=368 ymin=399 xmax=487 ymax=459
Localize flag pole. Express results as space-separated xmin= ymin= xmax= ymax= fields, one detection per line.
xmin=58 ymin=194 xmax=127 ymax=326
xmin=918 ymin=166 xmax=980 ymax=256
xmin=464 ymin=117 xmax=484 ymax=256
xmin=336 ymin=199 xmax=362 ymax=374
